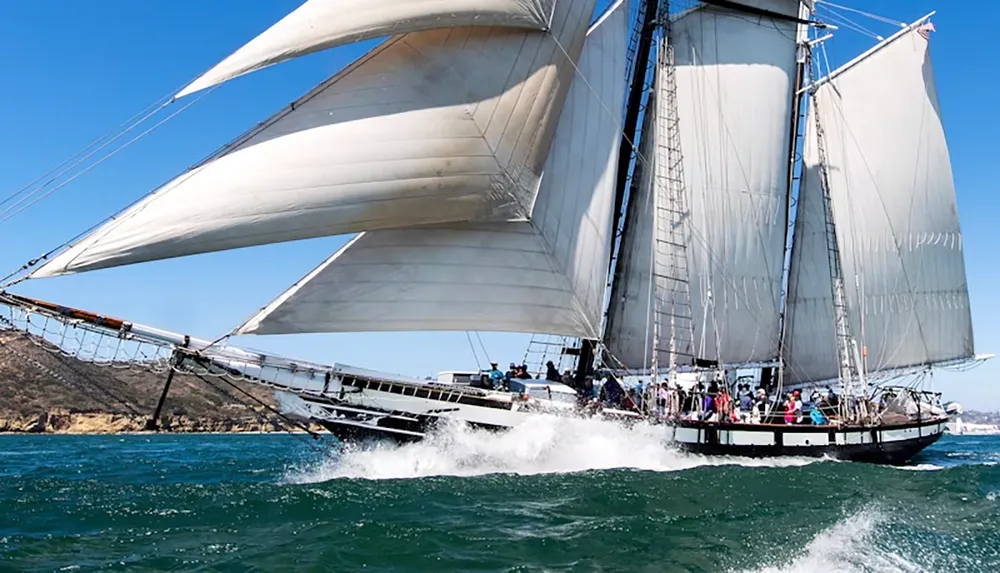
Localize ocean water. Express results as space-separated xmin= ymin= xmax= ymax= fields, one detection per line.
xmin=1 ymin=417 xmax=998 ymax=572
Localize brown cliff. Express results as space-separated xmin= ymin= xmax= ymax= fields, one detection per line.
xmin=0 ymin=330 xmax=319 ymax=434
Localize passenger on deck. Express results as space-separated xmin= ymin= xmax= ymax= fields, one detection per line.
xmin=505 ymin=363 xmax=517 ymax=383
xmin=545 ymin=361 xmax=563 ymax=382
xmin=738 ymin=387 xmax=753 ymax=423
xmin=702 ymin=384 xmax=716 ymax=422
xmin=487 ymin=362 xmax=504 ymax=390
xmin=826 ymin=388 xmax=840 ymax=415
xmin=515 ymin=365 xmax=533 ymax=380
xmin=671 ymin=383 xmax=684 ymax=419
xmin=753 ymin=388 xmax=767 ymax=423
xmin=810 ymin=405 xmax=827 ymax=425
xmin=784 ymin=393 xmax=796 ymax=425
xmin=793 ymin=390 xmax=804 ymax=423
xmin=657 ymin=382 xmax=669 ymax=417
xmin=715 ymin=386 xmax=733 ymax=423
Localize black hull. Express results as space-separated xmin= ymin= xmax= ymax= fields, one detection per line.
xmin=675 ymin=431 xmax=942 ymax=465
xmin=318 ymin=419 xmax=425 ymax=444
xmin=305 ymin=396 xmax=946 ymax=466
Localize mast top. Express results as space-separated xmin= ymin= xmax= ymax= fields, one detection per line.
xmin=803 ymin=12 xmax=936 ymax=94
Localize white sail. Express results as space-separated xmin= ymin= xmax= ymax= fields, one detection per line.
xmin=237 ymin=2 xmax=627 ymax=339
xmin=672 ymin=0 xmax=800 ymax=364
xmin=602 ymin=89 xmax=664 ymax=369
xmin=177 ymin=0 xmax=557 ymax=97
xmin=784 ymin=27 xmax=974 ymax=384
xmin=782 ymin=105 xmax=837 ymax=385
xmin=31 ymin=0 xmax=595 ymax=279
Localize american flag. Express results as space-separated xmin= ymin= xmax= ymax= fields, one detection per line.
xmin=917 ymin=22 xmax=936 ymax=40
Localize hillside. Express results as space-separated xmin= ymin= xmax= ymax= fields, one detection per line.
xmin=0 ymin=330 xmax=303 ymax=433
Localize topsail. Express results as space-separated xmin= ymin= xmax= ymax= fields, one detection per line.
xmin=238 ymin=1 xmax=628 ymax=340
xmin=783 ymin=25 xmax=974 ymax=384
xmin=31 ymin=1 xmax=595 ymax=279
xmin=176 ymin=0 xmax=558 ymax=97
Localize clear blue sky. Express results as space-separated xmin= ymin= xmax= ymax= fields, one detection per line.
xmin=1 ymin=1 xmax=996 ymax=407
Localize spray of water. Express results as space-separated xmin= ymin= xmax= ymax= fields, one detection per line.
xmin=744 ymin=509 xmax=927 ymax=573
xmin=285 ymin=414 xmax=821 ymax=482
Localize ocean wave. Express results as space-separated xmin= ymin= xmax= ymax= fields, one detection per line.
xmin=284 ymin=415 xmax=824 ymax=482
xmin=740 ymin=509 xmax=927 ymax=573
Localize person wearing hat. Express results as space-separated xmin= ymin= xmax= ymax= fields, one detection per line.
xmin=487 ymin=362 xmax=504 ymax=390
xmin=792 ymin=390 xmax=804 ymax=424
xmin=753 ymin=388 xmax=767 ymax=424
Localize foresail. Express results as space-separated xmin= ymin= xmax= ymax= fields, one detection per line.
xmin=784 ymin=27 xmax=974 ymax=384
xmin=31 ymin=1 xmax=594 ymax=279
xmin=177 ymin=0 xmax=557 ymax=97
xmin=237 ymin=1 xmax=627 ymax=339
xmin=673 ymin=0 xmax=800 ymax=364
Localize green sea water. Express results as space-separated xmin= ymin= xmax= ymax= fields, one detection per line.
xmin=1 ymin=416 xmax=998 ymax=572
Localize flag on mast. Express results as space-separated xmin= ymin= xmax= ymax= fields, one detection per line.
xmin=917 ymin=21 xmax=936 ymax=40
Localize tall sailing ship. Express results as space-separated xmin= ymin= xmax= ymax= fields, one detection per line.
xmin=1 ymin=0 xmax=989 ymax=464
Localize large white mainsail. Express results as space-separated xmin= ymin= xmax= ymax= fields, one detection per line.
xmin=30 ymin=0 xmax=595 ymax=279
xmin=177 ymin=0 xmax=558 ymax=97
xmin=672 ymin=0 xmax=801 ymax=365
xmin=603 ymin=0 xmax=802 ymax=369
xmin=783 ymin=24 xmax=974 ymax=384
xmin=237 ymin=2 xmax=628 ymax=340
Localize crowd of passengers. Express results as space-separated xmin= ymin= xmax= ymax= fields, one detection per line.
xmin=600 ymin=378 xmax=843 ymax=426
xmin=479 ymin=360 xmax=575 ymax=391
xmin=480 ymin=361 xmax=850 ymax=426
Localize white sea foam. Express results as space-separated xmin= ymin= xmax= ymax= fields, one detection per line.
xmin=742 ymin=509 xmax=928 ymax=573
xmin=285 ymin=415 xmax=822 ymax=483
xmin=895 ymin=463 xmax=944 ymax=471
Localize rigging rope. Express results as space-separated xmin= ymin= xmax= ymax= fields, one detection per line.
xmin=816 ymin=7 xmax=881 ymax=41
xmin=815 ymin=1 xmax=905 ymax=27
xmin=465 ymin=331 xmax=484 ymax=369
xmin=0 ymin=90 xmax=214 ymax=226
xmin=474 ymin=331 xmax=492 ymax=365
xmin=0 ymin=98 xmax=172 ymax=212
xmin=189 ymin=368 xmax=325 ymax=445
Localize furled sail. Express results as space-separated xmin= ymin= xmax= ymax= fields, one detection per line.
xmin=237 ymin=1 xmax=627 ymax=339
xmin=672 ymin=0 xmax=800 ymax=364
xmin=177 ymin=0 xmax=558 ymax=97
xmin=31 ymin=0 xmax=595 ymax=279
xmin=783 ymin=25 xmax=974 ymax=384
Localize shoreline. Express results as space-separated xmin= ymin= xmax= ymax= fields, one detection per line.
xmin=0 ymin=409 xmax=323 ymax=436
xmin=0 ymin=430 xmax=322 ymax=436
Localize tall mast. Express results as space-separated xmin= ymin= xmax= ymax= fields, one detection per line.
xmin=650 ymin=0 xmax=694 ymax=388
xmin=611 ymin=0 xmax=661 ymax=245
xmin=776 ymin=2 xmax=816 ymax=395
xmin=579 ymin=0 xmax=660 ymax=383
xmin=807 ymin=61 xmax=866 ymax=422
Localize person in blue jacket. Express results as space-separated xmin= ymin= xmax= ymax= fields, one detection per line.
xmin=810 ymin=405 xmax=827 ymax=425
xmin=487 ymin=362 xmax=505 ymax=390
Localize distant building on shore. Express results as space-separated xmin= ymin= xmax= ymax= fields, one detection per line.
xmin=947 ymin=417 xmax=1000 ymax=436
